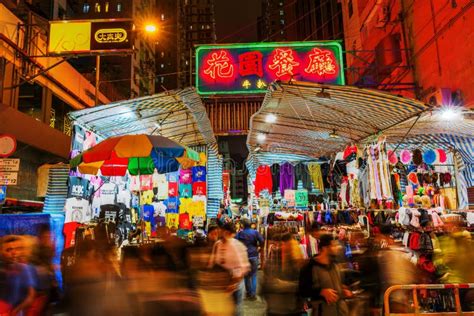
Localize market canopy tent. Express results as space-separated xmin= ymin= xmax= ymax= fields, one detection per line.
xmin=68 ymin=87 xmax=216 ymax=147
xmin=68 ymin=88 xmax=223 ymax=214
xmin=247 ymin=80 xmax=430 ymax=158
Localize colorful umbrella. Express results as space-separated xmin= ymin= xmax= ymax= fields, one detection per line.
xmin=70 ymin=134 xmax=199 ymax=176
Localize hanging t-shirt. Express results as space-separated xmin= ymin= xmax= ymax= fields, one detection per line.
xmin=130 ymin=176 xmax=140 ymax=191
xmin=179 ymin=169 xmax=193 ymax=184
xmin=140 ymin=175 xmax=153 ymax=191
xmin=64 ymin=197 xmax=91 ymax=223
xmin=89 ymin=176 xmax=103 ymax=197
xmin=168 ymin=182 xmax=178 ymax=197
xmin=193 ymin=216 xmax=204 ymax=228
xmin=167 ymin=172 xmax=179 ymax=183
xmin=295 ymin=189 xmax=309 ymax=208
xmin=179 ymin=184 xmax=192 ymax=198
xmin=254 ymin=165 xmax=273 ymax=197
xmin=83 ymin=131 xmax=97 ymax=150
xmin=166 ymin=213 xmax=179 ymax=229
xmin=143 ymin=205 xmax=155 ymax=224
xmin=140 ymin=190 xmax=155 ymax=205
xmin=91 ymin=196 xmax=101 ymax=218
xmin=280 ymin=162 xmax=296 ymax=195
xmin=155 ymin=215 xmax=166 ymax=227
xmin=179 ymin=213 xmax=192 ymax=230
xmin=179 ymin=198 xmax=193 ymax=214
xmin=99 ymin=183 xmax=117 ymax=205
xmin=72 ymin=125 xmax=85 ymax=151
xmin=68 ymin=177 xmax=90 ymax=198
xmin=284 ymin=189 xmax=296 ymax=207
xmin=63 ymin=222 xmax=82 ymax=249
xmin=154 ymin=174 xmax=168 ymax=199
xmin=192 ymin=166 xmax=207 ymax=182
xmin=152 ymin=201 xmax=167 ymax=217
xmin=116 ymin=187 xmax=132 ymax=208
xmin=192 ymin=182 xmax=207 ymax=196
xmin=192 ymin=195 xmax=207 ymax=217
xmin=100 ymin=204 xmax=120 ymax=222
xmin=164 ymin=197 xmax=180 ymax=213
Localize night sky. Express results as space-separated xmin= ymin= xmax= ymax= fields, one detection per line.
xmin=214 ymin=0 xmax=261 ymax=43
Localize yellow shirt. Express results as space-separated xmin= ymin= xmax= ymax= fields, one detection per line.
xmin=166 ymin=213 xmax=179 ymax=229
xmin=179 ymin=198 xmax=193 ymax=214
xmin=140 ymin=190 xmax=154 ymax=205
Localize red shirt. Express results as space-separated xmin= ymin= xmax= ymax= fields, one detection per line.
xmin=168 ymin=182 xmax=178 ymax=197
xmin=192 ymin=182 xmax=207 ymax=196
xmin=179 ymin=213 xmax=192 ymax=230
xmin=63 ymin=222 xmax=82 ymax=249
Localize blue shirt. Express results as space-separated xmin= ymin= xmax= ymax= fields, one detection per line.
xmin=236 ymin=228 xmax=264 ymax=258
xmin=4 ymin=263 xmax=35 ymax=307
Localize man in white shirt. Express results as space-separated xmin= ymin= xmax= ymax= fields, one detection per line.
xmin=209 ymin=222 xmax=250 ymax=316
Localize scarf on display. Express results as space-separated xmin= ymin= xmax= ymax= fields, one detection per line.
xmin=368 ymin=145 xmax=382 ymax=202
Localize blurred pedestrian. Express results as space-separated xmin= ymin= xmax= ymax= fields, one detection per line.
xmin=310 ymin=234 xmax=352 ymax=316
xmin=209 ymin=222 xmax=249 ymax=316
xmin=236 ymin=219 xmax=264 ymax=301
xmin=0 ymin=235 xmax=36 ymax=315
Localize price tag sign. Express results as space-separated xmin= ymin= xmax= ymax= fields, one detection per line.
xmin=0 ymin=159 xmax=20 ymax=172
xmin=0 ymin=172 xmax=18 ymax=185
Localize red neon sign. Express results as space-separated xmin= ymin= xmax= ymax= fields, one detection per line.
xmin=267 ymin=48 xmax=300 ymax=79
xmin=239 ymin=51 xmax=263 ymax=77
xmin=203 ymin=50 xmax=235 ymax=81
xmin=304 ymin=48 xmax=338 ymax=77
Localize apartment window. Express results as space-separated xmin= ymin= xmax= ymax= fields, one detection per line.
xmin=161 ymin=14 xmax=165 ymax=20
xmin=161 ymin=51 xmax=165 ymax=58
xmin=51 ymin=94 xmax=72 ymax=135
xmin=160 ymin=77 xmax=164 ymax=83
xmin=82 ymin=3 xmax=90 ymax=13
xmin=280 ymin=19 xmax=285 ymax=25
xmin=161 ymin=64 xmax=164 ymax=68
xmin=18 ymin=83 xmax=43 ymax=121
xmin=201 ymin=25 xmax=204 ymax=29
xmin=348 ymin=0 xmax=353 ymax=18
xmin=206 ymin=24 xmax=210 ymax=29
xmin=280 ymin=10 xmax=284 ymax=16
xmin=94 ymin=3 xmax=101 ymax=13
xmin=279 ymin=2 xmax=283 ymax=6
xmin=104 ymin=2 xmax=109 ymax=12
xmin=190 ymin=25 xmax=193 ymax=30
xmin=117 ymin=2 xmax=122 ymax=12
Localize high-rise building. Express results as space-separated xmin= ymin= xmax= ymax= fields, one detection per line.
xmin=258 ymin=0 xmax=343 ymax=41
xmin=155 ymin=0 xmax=179 ymax=92
xmin=155 ymin=0 xmax=216 ymax=91
xmin=178 ymin=0 xmax=217 ymax=88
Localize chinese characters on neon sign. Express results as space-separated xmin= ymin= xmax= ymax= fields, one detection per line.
xmin=196 ymin=41 xmax=344 ymax=94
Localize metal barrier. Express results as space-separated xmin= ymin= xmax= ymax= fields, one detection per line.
xmin=384 ymin=283 xmax=474 ymax=316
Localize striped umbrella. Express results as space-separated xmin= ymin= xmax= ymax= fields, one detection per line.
xmin=70 ymin=134 xmax=199 ymax=176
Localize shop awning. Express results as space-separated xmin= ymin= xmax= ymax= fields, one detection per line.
xmin=68 ymin=87 xmax=216 ymax=147
xmin=247 ymin=81 xmax=431 ymax=158
xmin=382 ymin=112 xmax=474 ymax=164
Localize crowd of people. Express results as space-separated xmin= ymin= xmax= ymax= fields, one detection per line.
xmin=1 ymin=217 xmax=473 ymax=315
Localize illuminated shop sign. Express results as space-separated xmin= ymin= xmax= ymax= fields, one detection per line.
xmin=195 ymin=41 xmax=344 ymax=95
xmin=49 ymin=20 xmax=133 ymax=55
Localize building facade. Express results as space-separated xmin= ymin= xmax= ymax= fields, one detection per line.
xmin=341 ymin=0 xmax=474 ymax=106
xmin=0 ymin=2 xmax=110 ymax=201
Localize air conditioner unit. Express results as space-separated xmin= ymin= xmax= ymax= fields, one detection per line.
xmin=425 ymin=88 xmax=452 ymax=107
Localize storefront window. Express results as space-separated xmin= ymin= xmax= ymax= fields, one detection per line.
xmin=18 ymin=83 xmax=43 ymax=121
